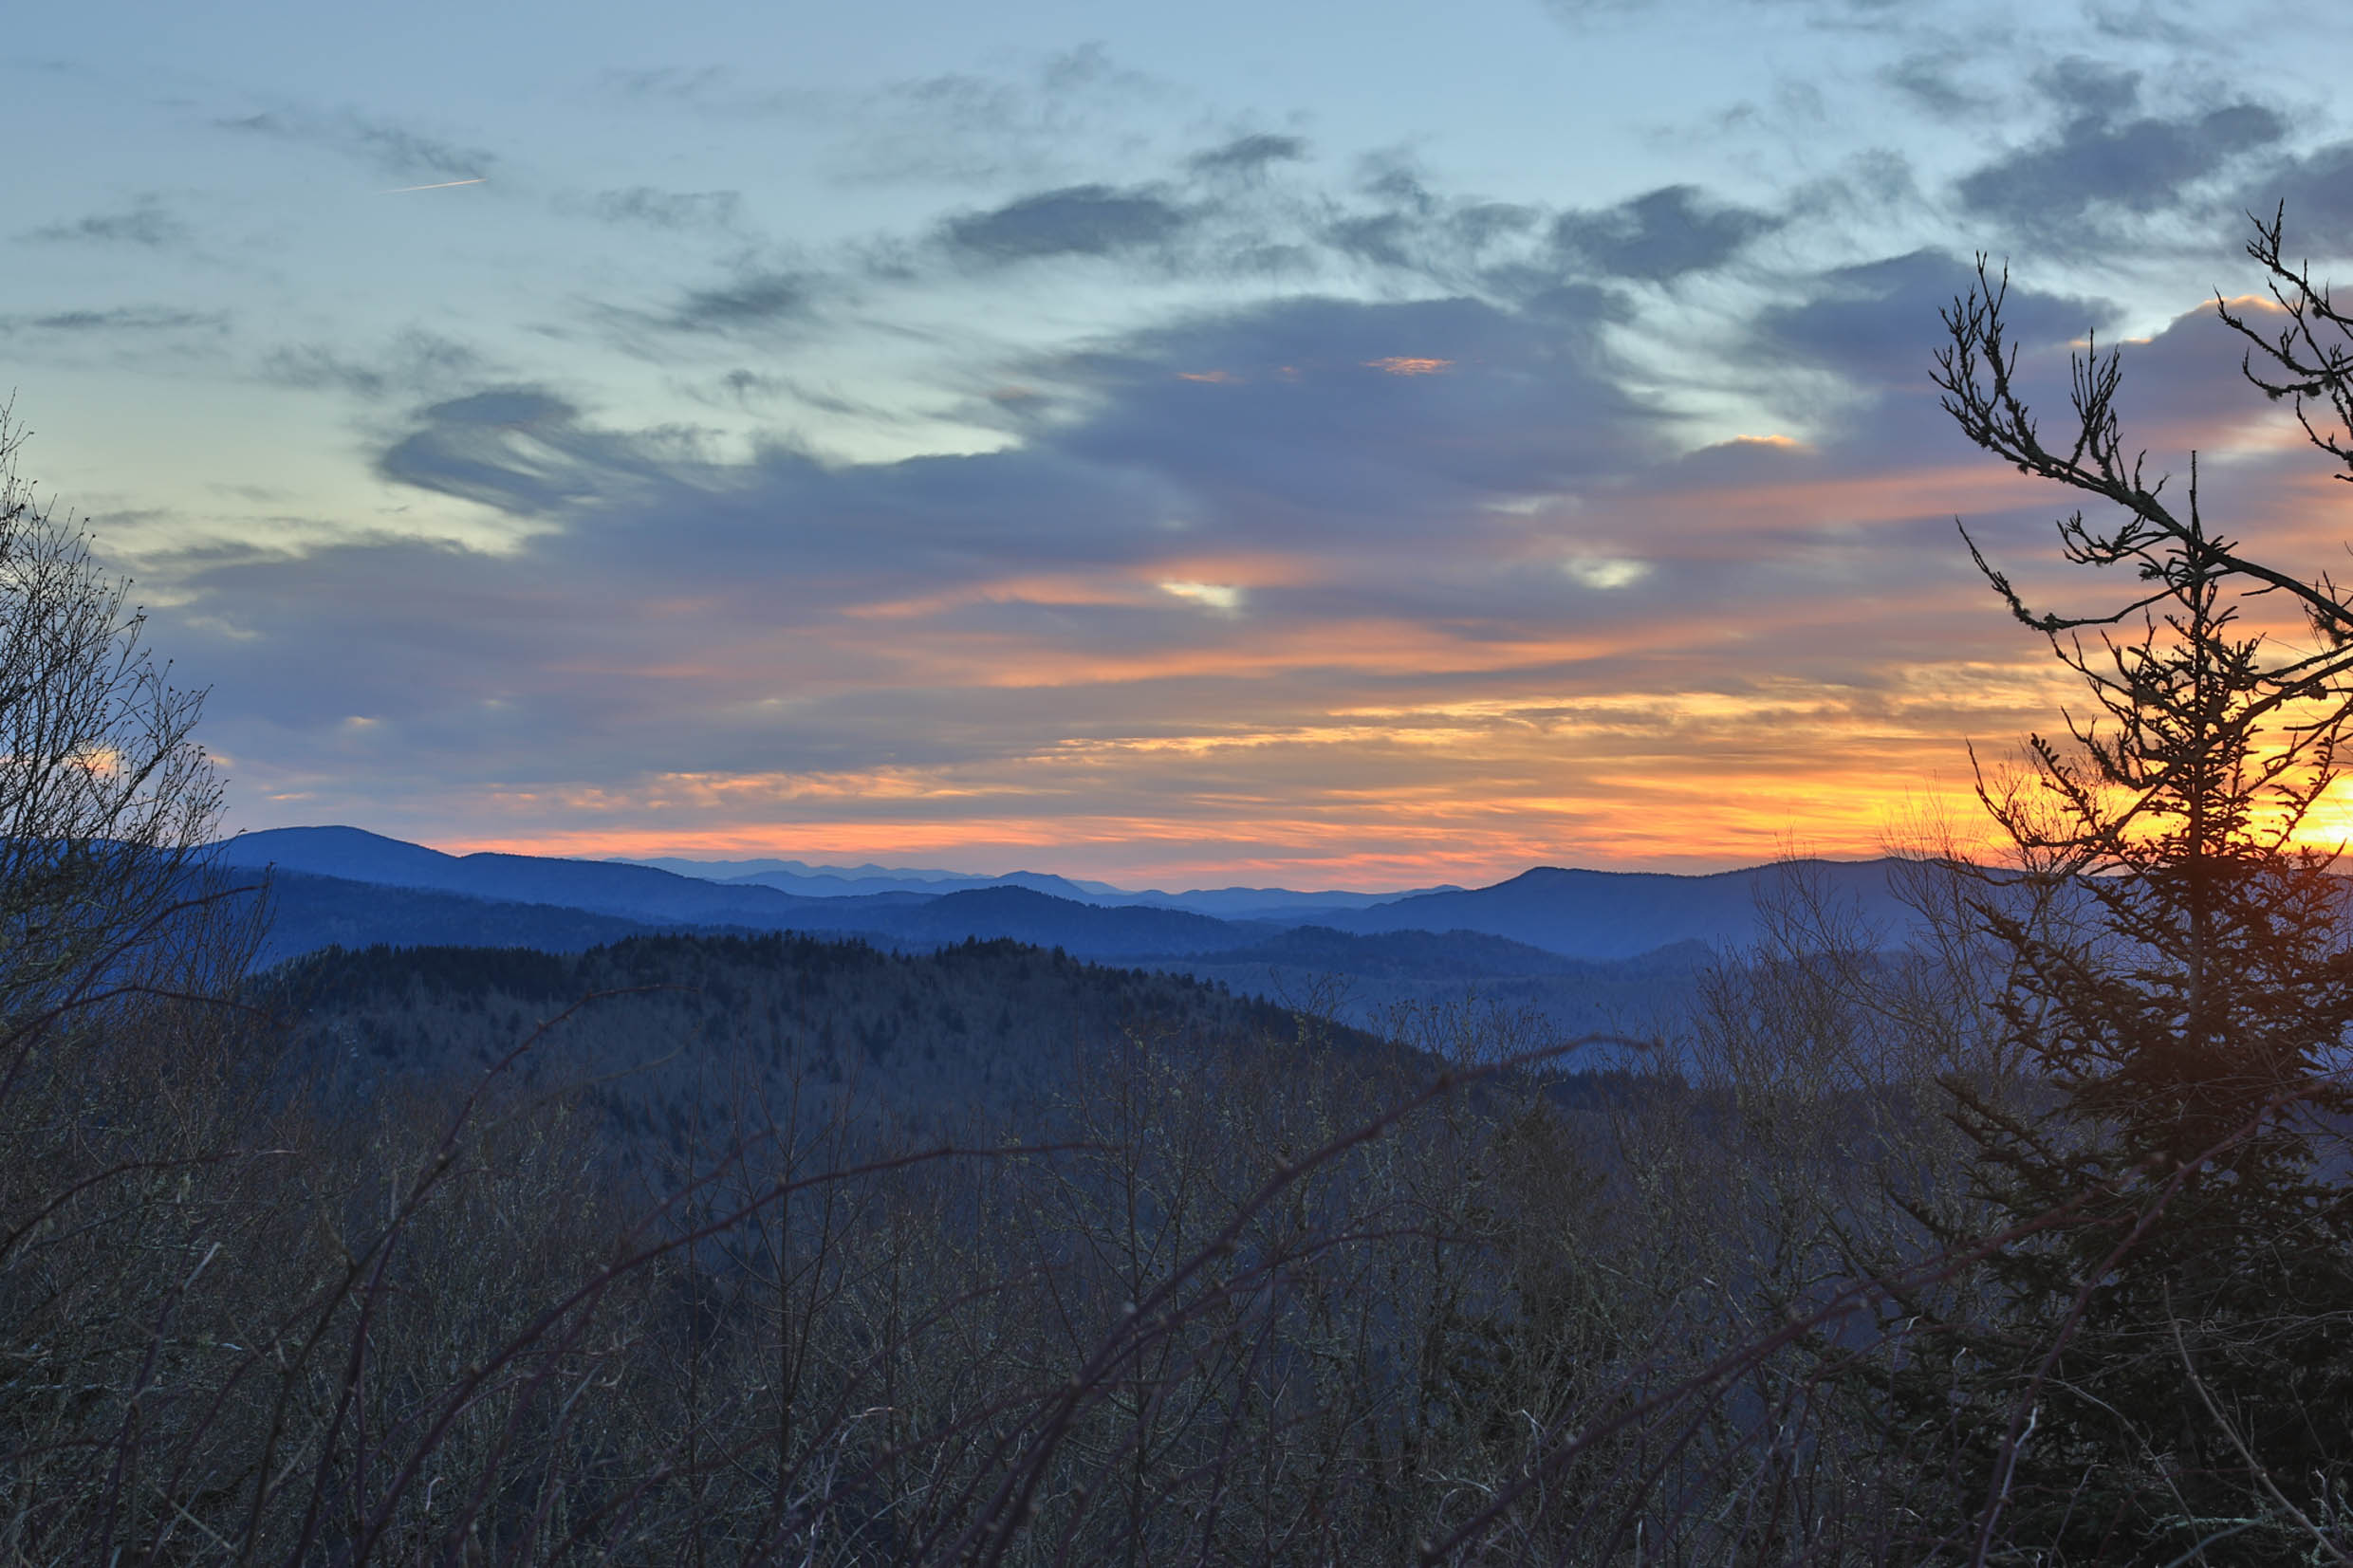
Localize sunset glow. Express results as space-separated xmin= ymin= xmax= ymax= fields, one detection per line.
xmin=10 ymin=0 xmax=2352 ymax=887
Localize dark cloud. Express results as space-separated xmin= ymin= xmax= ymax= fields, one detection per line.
xmin=1550 ymin=185 xmax=1780 ymax=281
xmin=0 ymin=306 xmax=229 ymax=335
xmin=1189 ymin=134 xmax=1310 ymax=176
xmin=2100 ymin=297 xmax=2289 ymax=441
xmin=1743 ymin=249 xmax=2121 ymax=473
xmin=942 ymin=185 xmax=1189 ymax=263
xmin=373 ymin=388 xmax=717 ymax=516
xmin=1066 ymin=290 xmax=1651 ymax=517
xmin=217 ymin=109 xmax=494 ymax=182
xmin=23 ymin=201 xmax=189 ymax=249
xmin=260 ymin=330 xmax=491 ymax=401
xmin=1318 ymin=163 xmax=1543 ymax=283
xmin=1327 ymin=200 xmax=1542 ymax=274
xmin=579 ymin=186 xmax=745 ymax=232
xmin=1955 ymin=96 xmax=2285 ymax=236
xmin=705 ymin=368 xmax=793 ymax=407
xmin=1881 ymin=52 xmax=1989 ymax=118
xmin=2245 ymin=140 xmax=2353 ymax=254
xmin=2033 ymin=58 xmax=2140 ymax=121
xmin=669 ymin=272 xmax=809 ymax=330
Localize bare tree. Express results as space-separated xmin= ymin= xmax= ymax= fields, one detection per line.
xmin=0 ymin=405 xmax=258 ymax=1035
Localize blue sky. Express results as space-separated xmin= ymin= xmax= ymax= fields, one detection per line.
xmin=7 ymin=0 xmax=2351 ymax=886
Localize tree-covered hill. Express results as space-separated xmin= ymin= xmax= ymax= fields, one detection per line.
xmin=261 ymin=932 xmax=1371 ymax=1153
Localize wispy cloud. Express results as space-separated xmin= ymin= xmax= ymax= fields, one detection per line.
xmin=216 ymin=107 xmax=496 ymax=182
xmin=573 ymin=186 xmax=745 ymax=232
xmin=22 ymin=200 xmax=190 ymax=249
xmin=942 ymin=184 xmax=1190 ymax=263
xmin=260 ymin=329 xmax=494 ymax=402
xmin=0 ymin=305 xmax=229 ymax=335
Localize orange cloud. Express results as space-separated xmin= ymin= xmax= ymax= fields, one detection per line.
xmin=1364 ymin=357 xmax=1452 ymax=376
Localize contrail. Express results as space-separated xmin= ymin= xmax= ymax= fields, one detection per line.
xmin=384 ymin=176 xmax=486 ymax=194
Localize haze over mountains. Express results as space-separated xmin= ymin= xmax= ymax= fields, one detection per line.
xmin=218 ymin=826 xmax=1931 ymax=1035
xmin=219 ymin=827 xmax=1923 ymax=954
xmin=619 ymin=855 xmax=1458 ymax=915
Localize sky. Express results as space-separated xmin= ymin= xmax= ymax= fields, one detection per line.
xmin=7 ymin=0 xmax=2353 ymax=889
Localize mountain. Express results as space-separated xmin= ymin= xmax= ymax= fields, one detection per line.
xmin=621 ymin=856 xmax=1131 ymax=900
xmin=617 ymin=853 xmax=1455 ymax=916
xmin=216 ymin=826 xmax=908 ymax=929
xmin=218 ymin=830 xmax=1269 ymax=962
xmin=1316 ymin=860 xmax=1922 ymax=960
xmin=220 ymin=828 xmax=1927 ymax=969
xmin=251 ymin=869 xmax=697 ymax=967
xmin=1141 ymin=927 xmax=1712 ymax=1043
xmin=1183 ymin=925 xmax=1671 ymax=982
xmin=1110 ymin=885 xmax=1462 ymax=918
xmin=896 ymin=886 xmax=1254 ymax=957
xmin=720 ymin=867 xmax=1119 ymax=903
xmin=262 ymin=932 xmax=1357 ymax=1138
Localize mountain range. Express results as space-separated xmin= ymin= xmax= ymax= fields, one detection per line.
xmin=217 ymin=826 xmax=1925 ymax=960
xmin=617 ymin=855 xmax=1461 ymax=915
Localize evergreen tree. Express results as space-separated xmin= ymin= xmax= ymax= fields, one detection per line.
xmin=1913 ymin=224 xmax=2353 ymax=1562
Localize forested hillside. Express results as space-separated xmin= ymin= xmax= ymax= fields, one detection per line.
xmin=264 ymin=932 xmax=1365 ymax=1148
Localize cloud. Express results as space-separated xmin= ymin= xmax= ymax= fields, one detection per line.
xmin=217 ymin=108 xmax=495 ymax=182
xmin=2244 ymin=140 xmax=2353 ymax=253
xmin=1550 ymin=185 xmax=1781 ymax=282
xmin=602 ymin=46 xmax=1162 ymax=187
xmin=2099 ymin=296 xmax=2306 ymax=449
xmin=601 ymin=65 xmax=731 ymax=105
xmin=666 ymin=272 xmax=810 ymax=330
xmin=1751 ymin=249 xmax=2114 ymax=397
xmin=1189 ymin=134 xmax=1310 ymax=176
xmin=159 ymin=246 xmax=2302 ymax=880
xmin=942 ymin=184 xmax=1189 ymax=263
xmin=1160 ymin=580 xmax=1245 ymax=614
xmin=260 ymin=329 xmax=493 ymax=402
xmin=23 ymin=200 xmax=189 ymax=249
xmin=1955 ymin=87 xmax=2285 ymax=238
xmin=1881 ymin=51 xmax=1992 ymax=118
xmin=1057 ymin=290 xmax=1656 ymax=524
xmin=1563 ymin=556 xmax=1651 ymax=589
xmin=181 ymin=288 xmax=1664 ymax=746
xmin=2037 ymin=57 xmax=2142 ymax=121
xmin=0 ymin=306 xmax=229 ymax=335
xmin=37 ymin=0 xmax=2338 ymax=886
xmin=372 ymin=388 xmax=725 ymax=516
xmin=1315 ymin=161 xmax=1545 ymax=284
xmin=576 ymin=186 xmax=745 ymax=232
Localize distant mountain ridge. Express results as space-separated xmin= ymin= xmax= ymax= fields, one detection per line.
xmin=216 ymin=829 xmax=1257 ymax=960
xmin=1316 ymin=861 xmax=1924 ymax=959
xmin=621 ymin=855 xmax=1132 ymax=897
xmin=618 ymin=851 xmax=1460 ymax=915
xmin=216 ymin=826 xmax=1927 ymax=967
xmin=215 ymin=826 xmax=1939 ymax=1042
